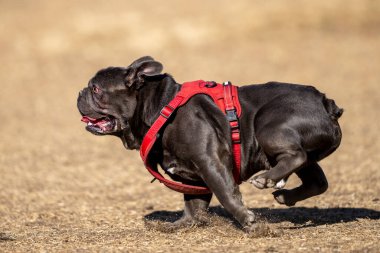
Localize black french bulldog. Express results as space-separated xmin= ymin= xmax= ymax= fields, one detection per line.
xmin=77 ymin=56 xmax=343 ymax=232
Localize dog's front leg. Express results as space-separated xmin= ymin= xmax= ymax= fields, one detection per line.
xmin=196 ymin=158 xmax=257 ymax=232
xmin=171 ymin=193 xmax=213 ymax=228
xmin=162 ymin=100 xmax=258 ymax=232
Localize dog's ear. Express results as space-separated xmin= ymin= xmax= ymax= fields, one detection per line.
xmin=125 ymin=56 xmax=163 ymax=89
xmin=130 ymin=56 xmax=155 ymax=67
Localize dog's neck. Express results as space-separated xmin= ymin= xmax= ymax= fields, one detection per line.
xmin=128 ymin=74 xmax=181 ymax=147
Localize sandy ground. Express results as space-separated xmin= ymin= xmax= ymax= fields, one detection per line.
xmin=0 ymin=0 xmax=380 ymax=252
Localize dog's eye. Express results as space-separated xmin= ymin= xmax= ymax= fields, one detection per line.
xmin=92 ymin=86 xmax=101 ymax=94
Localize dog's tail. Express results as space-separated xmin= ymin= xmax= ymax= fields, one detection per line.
xmin=323 ymin=96 xmax=343 ymax=120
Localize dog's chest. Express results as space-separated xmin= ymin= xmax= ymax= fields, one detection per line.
xmin=160 ymin=152 xmax=201 ymax=182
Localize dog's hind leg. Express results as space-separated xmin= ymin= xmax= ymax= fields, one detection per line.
xmin=251 ymin=128 xmax=307 ymax=189
xmin=272 ymin=162 xmax=328 ymax=206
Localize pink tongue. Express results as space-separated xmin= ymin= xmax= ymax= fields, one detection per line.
xmin=81 ymin=116 xmax=98 ymax=123
xmin=81 ymin=116 xmax=110 ymax=131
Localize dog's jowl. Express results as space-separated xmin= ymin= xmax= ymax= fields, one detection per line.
xmin=77 ymin=56 xmax=343 ymax=232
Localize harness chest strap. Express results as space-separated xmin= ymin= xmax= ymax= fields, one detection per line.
xmin=140 ymin=80 xmax=242 ymax=194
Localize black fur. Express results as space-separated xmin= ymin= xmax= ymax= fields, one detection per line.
xmin=77 ymin=56 xmax=343 ymax=232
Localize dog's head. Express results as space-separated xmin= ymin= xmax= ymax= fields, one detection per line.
xmin=77 ymin=56 xmax=163 ymax=148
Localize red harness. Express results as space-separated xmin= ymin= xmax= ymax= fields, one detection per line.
xmin=140 ymin=80 xmax=242 ymax=194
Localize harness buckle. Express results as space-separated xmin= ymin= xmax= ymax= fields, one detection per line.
xmin=160 ymin=105 xmax=174 ymax=119
xmin=226 ymin=109 xmax=238 ymax=122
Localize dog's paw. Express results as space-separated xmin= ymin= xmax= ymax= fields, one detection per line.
xmin=242 ymin=210 xmax=283 ymax=237
xmin=272 ymin=189 xmax=296 ymax=206
xmin=249 ymin=173 xmax=276 ymax=189
xmin=242 ymin=210 xmax=256 ymax=231
xmin=274 ymin=178 xmax=287 ymax=189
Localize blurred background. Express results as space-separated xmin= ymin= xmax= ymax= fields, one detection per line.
xmin=0 ymin=0 xmax=379 ymax=251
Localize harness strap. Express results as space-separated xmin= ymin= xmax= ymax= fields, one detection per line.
xmin=140 ymin=94 xmax=211 ymax=195
xmin=223 ymin=81 xmax=242 ymax=184
xmin=140 ymin=80 xmax=242 ymax=194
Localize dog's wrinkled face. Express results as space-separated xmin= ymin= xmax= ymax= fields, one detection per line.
xmin=77 ymin=56 xmax=163 ymax=148
xmin=78 ymin=67 xmax=134 ymax=136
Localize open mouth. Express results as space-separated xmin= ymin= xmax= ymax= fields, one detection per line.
xmin=81 ymin=116 xmax=116 ymax=134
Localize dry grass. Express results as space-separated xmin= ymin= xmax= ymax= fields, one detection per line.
xmin=1 ymin=0 xmax=380 ymax=252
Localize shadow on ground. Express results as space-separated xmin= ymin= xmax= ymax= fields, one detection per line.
xmin=145 ymin=206 xmax=380 ymax=229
